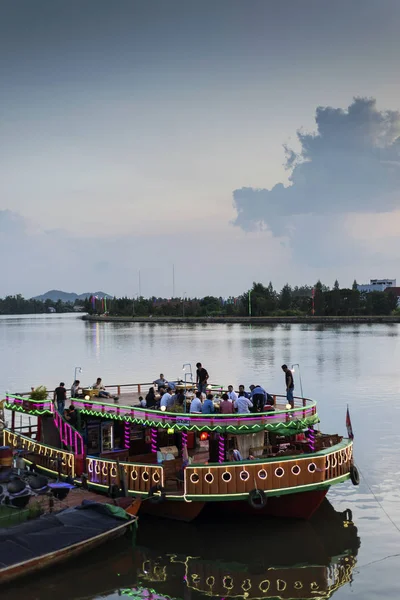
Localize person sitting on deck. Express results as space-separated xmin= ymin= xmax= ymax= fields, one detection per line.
xmin=229 ymin=448 xmax=243 ymax=461
xmin=238 ymin=384 xmax=250 ymax=399
xmin=63 ymin=408 xmax=71 ymax=422
xmin=71 ymin=380 xmax=82 ymax=398
xmin=190 ymin=391 xmax=203 ymax=413
xmin=227 ymin=385 xmax=238 ymax=402
xmin=249 ymin=384 xmax=267 ymax=412
xmin=146 ymin=387 xmax=157 ymax=408
xmin=161 ymin=387 xmax=174 ymax=409
xmin=139 ymin=396 xmax=146 ymax=408
xmin=153 ymin=373 xmax=168 ymax=390
xmin=170 ymin=392 xmax=185 ymax=413
xmin=92 ymin=378 xmax=111 ymax=399
xmin=234 ymin=391 xmax=253 ymax=414
xmin=219 ymin=393 xmax=233 ymax=414
xmin=202 ymin=394 xmax=215 ymax=414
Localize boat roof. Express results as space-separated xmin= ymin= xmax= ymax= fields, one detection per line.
xmin=5 ymin=393 xmax=319 ymax=434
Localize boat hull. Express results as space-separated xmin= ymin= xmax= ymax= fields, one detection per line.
xmin=138 ymin=488 xmax=329 ymax=522
xmin=0 ymin=513 xmax=135 ymax=585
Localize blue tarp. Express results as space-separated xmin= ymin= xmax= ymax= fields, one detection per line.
xmin=0 ymin=501 xmax=130 ymax=569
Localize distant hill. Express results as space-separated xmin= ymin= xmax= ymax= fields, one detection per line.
xmin=31 ymin=290 xmax=113 ymax=302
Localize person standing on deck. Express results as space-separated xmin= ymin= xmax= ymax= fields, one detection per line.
xmin=249 ymin=384 xmax=267 ymax=412
xmin=281 ymin=365 xmax=294 ymax=408
xmin=196 ymin=362 xmax=209 ymax=394
xmin=54 ymin=382 xmax=67 ymax=415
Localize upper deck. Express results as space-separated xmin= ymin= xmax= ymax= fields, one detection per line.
xmin=4 ymin=383 xmax=318 ymax=434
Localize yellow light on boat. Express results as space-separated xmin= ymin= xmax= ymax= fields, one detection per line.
xmin=167 ymin=428 xmax=174 ymax=434
xmin=161 ymin=405 xmax=166 ymax=412
xmin=206 ymin=385 xmax=211 ymax=390
xmin=286 ymin=403 xmax=292 ymax=410
xmin=85 ymin=395 xmax=90 ymax=401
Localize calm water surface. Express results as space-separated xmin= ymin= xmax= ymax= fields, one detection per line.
xmin=1 ymin=314 xmax=400 ymax=599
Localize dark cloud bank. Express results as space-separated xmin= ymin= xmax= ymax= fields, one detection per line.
xmin=233 ymin=98 xmax=400 ymax=235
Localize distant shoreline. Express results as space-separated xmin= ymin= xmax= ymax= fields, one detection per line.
xmin=82 ymin=314 xmax=400 ymax=324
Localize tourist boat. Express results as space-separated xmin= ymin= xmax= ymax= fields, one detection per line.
xmin=2 ymin=371 xmax=359 ymax=521
xmin=0 ymin=500 xmax=139 ymax=585
xmin=5 ymin=498 xmax=359 ymax=599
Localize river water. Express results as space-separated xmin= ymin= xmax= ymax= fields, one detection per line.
xmin=1 ymin=314 xmax=400 ymax=599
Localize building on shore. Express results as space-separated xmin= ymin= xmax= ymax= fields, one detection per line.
xmin=357 ymin=278 xmax=396 ymax=293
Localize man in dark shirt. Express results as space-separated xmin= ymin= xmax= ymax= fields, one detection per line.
xmin=196 ymin=362 xmax=209 ymax=394
xmin=54 ymin=382 xmax=67 ymax=415
xmin=281 ymin=365 xmax=294 ymax=408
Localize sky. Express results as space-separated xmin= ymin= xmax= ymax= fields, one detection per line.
xmin=1 ymin=0 xmax=400 ymax=298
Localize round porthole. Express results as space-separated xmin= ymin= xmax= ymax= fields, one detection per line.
xmin=222 ymin=471 xmax=232 ymax=482
xmin=190 ymin=473 xmax=200 ymax=484
xmin=131 ymin=470 xmax=138 ymax=481
xmin=205 ymin=472 xmax=214 ymax=484
xmin=275 ymin=467 xmax=284 ymax=478
xmin=240 ymin=470 xmax=250 ymax=481
xmin=258 ymin=469 xmax=267 ymax=480
xmin=291 ymin=465 xmax=301 ymax=475
xmin=259 ymin=580 xmax=270 ymax=593
xmin=308 ymin=463 xmax=316 ymax=473
xmin=206 ymin=576 xmax=215 ymax=586
xmin=152 ymin=472 xmax=160 ymax=483
xmin=142 ymin=471 xmax=150 ymax=482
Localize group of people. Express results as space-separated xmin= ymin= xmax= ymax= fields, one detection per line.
xmin=53 ymin=376 xmax=114 ymax=415
xmin=146 ymin=362 xmax=295 ymax=414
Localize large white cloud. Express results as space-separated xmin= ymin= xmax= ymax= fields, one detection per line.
xmin=233 ymin=97 xmax=400 ymax=234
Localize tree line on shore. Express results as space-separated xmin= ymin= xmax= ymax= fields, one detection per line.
xmin=1 ymin=280 xmax=398 ymax=317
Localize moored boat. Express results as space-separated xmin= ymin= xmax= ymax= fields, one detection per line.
xmin=3 ymin=371 xmax=359 ymax=521
xmin=0 ymin=500 xmax=138 ymax=585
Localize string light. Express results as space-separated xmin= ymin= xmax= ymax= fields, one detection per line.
xmin=124 ymin=421 xmax=130 ymax=449
xmin=218 ymin=435 xmax=225 ymax=463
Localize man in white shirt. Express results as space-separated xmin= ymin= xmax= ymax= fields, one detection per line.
xmin=161 ymin=387 xmax=174 ymax=409
xmin=153 ymin=373 xmax=168 ymax=390
xmin=234 ymin=392 xmax=253 ymax=414
xmin=227 ymin=385 xmax=238 ymax=402
xmin=190 ymin=391 xmax=203 ymax=413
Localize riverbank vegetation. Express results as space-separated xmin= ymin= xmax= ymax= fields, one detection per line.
xmin=83 ymin=280 xmax=399 ymax=318
xmin=1 ymin=280 xmax=398 ymax=317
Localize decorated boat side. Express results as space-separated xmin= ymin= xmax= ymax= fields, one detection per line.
xmin=3 ymin=372 xmax=358 ymax=521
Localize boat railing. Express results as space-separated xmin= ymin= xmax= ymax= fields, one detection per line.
xmin=4 ymin=392 xmax=318 ymax=431
xmin=183 ymin=440 xmax=353 ymax=499
xmin=3 ymin=428 xmax=76 ymax=478
xmin=53 ymin=407 xmax=85 ymax=457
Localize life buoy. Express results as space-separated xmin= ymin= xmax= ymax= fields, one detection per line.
xmin=248 ymin=488 xmax=267 ymax=510
xmin=350 ymin=465 xmax=360 ymax=486
xmin=148 ymin=484 xmax=166 ymax=504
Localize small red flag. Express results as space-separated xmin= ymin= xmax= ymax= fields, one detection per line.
xmin=346 ymin=405 xmax=354 ymax=440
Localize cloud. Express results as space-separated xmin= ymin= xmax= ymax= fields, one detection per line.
xmin=233 ymin=97 xmax=400 ymax=234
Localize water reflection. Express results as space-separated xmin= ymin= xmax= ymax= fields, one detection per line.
xmin=3 ymin=500 xmax=360 ymax=600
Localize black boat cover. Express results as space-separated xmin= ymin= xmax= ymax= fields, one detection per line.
xmin=0 ymin=501 xmax=130 ymax=570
